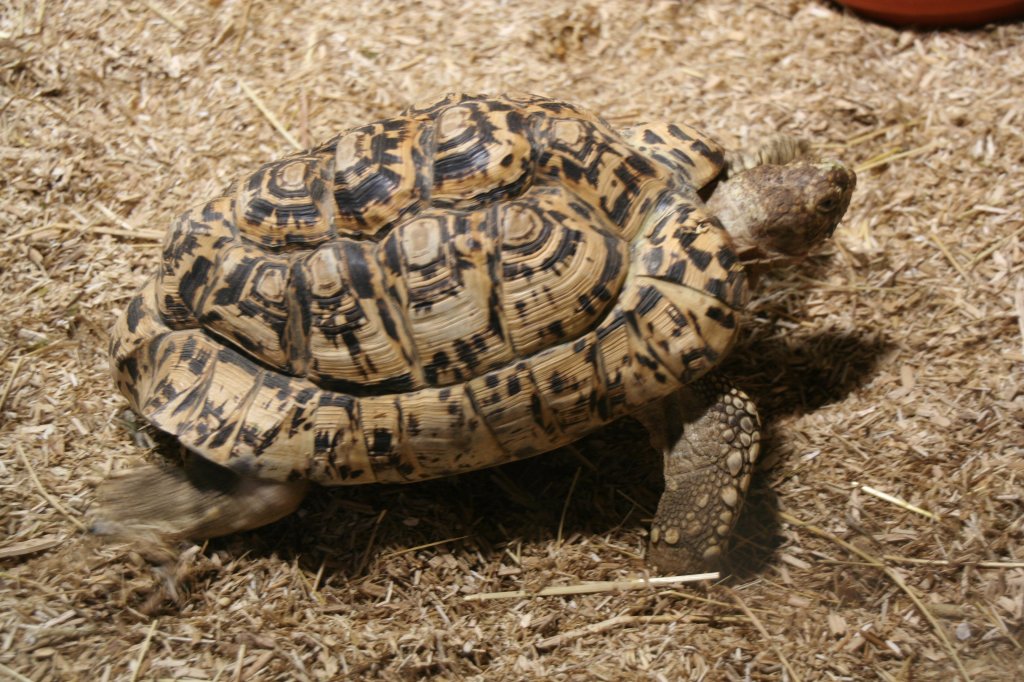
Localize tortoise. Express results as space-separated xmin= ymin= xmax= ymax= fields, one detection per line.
xmin=96 ymin=93 xmax=854 ymax=573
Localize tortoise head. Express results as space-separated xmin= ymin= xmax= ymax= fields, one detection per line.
xmin=705 ymin=160 xmax=856 ymax=259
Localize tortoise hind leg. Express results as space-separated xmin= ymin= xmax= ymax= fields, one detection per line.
xmin=92 ymin=455 xmax=308 ymax=542
xmin=635 ymin=378 xmax=760 ymax=574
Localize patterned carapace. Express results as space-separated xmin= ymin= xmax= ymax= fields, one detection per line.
xmin=109 ymin=94 xmax=748 ymax=485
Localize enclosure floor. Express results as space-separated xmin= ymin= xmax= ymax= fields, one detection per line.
xmin=1 ymin=1 xmax=1022 ymax=679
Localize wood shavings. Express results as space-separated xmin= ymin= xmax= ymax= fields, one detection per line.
xmin=2 ymin=1 xmax=1022 ymax=680
xmin=464 ymin=573 xmax=719 ymax=601
xmin=128 ymin=620 xmax=158 ymax=682
xmin=15 ymin=444 xmax=88 ymax=533
xmin=725 ymin=585 xmax=803 ymax=682
xmin=1016 ymin=277 xmax=1024 ymax=353
xmin=780 ymin=511 xmax=972 ymax=681
xmin=857 ymin=483 xmax=940 ymax=520
xmin=135 ymin=0 xmax=186 ymax=33
xmin=0 ymin=535 xmax=64 ymax=559
xmin=534 ymin=612 xmax=748 ymax=650
xmin=239 ymin=80 xmax=303 ymax=151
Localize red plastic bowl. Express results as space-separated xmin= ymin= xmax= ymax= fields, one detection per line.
xmin=836 ymin=0 xmax=1024 ymax=27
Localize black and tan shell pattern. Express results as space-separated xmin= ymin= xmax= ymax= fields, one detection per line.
xmin=109 ymin=94 xmax=748 ymax=485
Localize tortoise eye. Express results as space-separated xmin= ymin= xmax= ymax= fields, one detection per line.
xmin=816 ymin=196 xmax=839 ymax=213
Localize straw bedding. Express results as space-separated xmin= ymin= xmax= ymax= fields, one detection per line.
xmin=1 ymin=1 xmax=1021 ymax=679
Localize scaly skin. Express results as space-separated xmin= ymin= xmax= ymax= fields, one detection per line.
xmin=707 ymin=159 xmax=856 ymax=258
xmin=635 ymin=379 xmax=760 ymax=574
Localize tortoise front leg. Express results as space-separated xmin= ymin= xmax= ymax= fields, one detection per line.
xmin=634 ymin=378 xmax=760 ymax=574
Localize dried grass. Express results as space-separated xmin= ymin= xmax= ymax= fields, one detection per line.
xmin=2 ymin=1 xmax=1022 ymax=679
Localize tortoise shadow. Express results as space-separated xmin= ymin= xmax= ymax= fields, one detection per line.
xmin=212 ymin=321 xmax=890 ymax=584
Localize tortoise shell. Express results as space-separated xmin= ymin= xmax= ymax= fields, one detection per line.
xmin=109 ymin=94 xmax=747 ymax=485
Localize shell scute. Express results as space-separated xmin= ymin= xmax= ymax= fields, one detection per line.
xmin=234 ymin=152 xmax=336 ymax=249
xmin=330 ymin=119 xmax=432 ymax=237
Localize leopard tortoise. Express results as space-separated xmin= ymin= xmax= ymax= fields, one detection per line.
xmin=97 ymin=93 xmax=854 ymax=573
